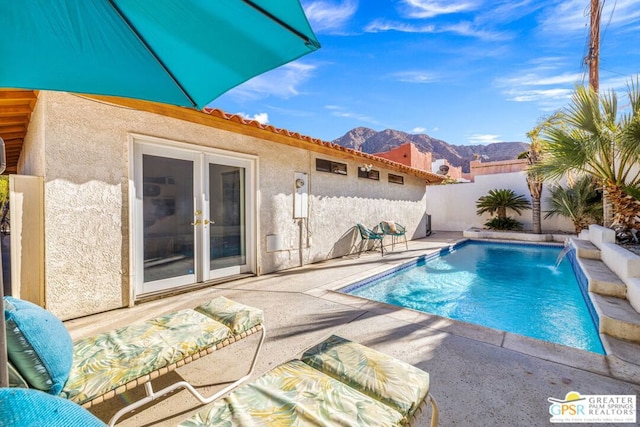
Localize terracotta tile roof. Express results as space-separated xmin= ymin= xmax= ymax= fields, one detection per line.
xmin=200 ymin=107 xmax=444 ymax=184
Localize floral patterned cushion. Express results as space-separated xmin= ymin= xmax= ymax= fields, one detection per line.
xmin=195 ymin=297 xmax=264 ymax=336
xmin=178 ymin=359 xmax=405 ymax=427
xmin=301 ymin=335 xmax=430 ymax=418
xmin=60 ymin=308 xmax=233 ymax=404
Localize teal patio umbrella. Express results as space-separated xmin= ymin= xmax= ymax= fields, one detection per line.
xmin=0 ymin=0 xmax=319 ymax=387
xmin=0 ymin=0 xmax=320 ymax=109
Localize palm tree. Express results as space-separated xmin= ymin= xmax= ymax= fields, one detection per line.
xmin=476 ymin=188 xmax=531 ymax=229
xmin=521 ymin=114 xmax=561 ymax=234
xmin=545 ymin=176 xmax=603 ymax=234
xmin=532 ymin=80 xmax=640 ymax=231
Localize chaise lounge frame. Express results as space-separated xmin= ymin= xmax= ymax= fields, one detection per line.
xmin=180 ymin=334 xmax=439 ymax=427
xmin=105 ymin=324 xmax=265 ymax=426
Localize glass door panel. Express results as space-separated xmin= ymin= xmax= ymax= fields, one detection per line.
xmin=142 ymin=154 xmax=196 ymax=289
xmin=209 ymin=164 xmax=246 ymax=275
xmin=133 ymin=140 xmax=255 ymax=298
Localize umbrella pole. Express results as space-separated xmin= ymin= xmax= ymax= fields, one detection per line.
xmin=0 ymin=137 xmax=7 ymax=387
xmin=0 ymin=235 xmax=8 ymax=388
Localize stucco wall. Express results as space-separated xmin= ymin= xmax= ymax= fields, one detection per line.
xmin=21 ymin=92 xmax=429 ymax=319
xmin=374 ymin=143 xmax=433 ymax=172
xmin=425 ymin=172 xmax=574 ymax=232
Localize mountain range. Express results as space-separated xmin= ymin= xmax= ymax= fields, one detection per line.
xmin=331 ymin=127 xmax=529 ymax=173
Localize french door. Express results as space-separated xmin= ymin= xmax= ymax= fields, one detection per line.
xmin=133 ymin=141 xmax=255 ymax=297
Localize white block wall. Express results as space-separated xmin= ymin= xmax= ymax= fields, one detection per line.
xmin=425 ymin=172 xmax=574 ymax=233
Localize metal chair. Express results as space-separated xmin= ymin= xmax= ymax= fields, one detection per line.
xmin=356 ymin=223 xmax=384 ymax=256
xmin=379 ymin=220 xmax=408 ymax=251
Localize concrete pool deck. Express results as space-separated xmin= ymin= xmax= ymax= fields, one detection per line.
xmin=65 ymin=231 xmax=640 ymax=426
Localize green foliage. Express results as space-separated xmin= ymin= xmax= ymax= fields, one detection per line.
xmin=483 ymin=217 xmax=523 ymax=230
xmin=476 ymin=188 xmax=531 ymax=220
xmin=438 ymin=176 xmax=461 ymax=185
xmin=544 ymin=176 xmax=603 ymax=233
xmin=0 ymin=175 xmax=8 ymax=206
xmin=532 ymin=79 xmax=640 ymax=193
xmin=622 ymin=184 xmax=640 ymax=201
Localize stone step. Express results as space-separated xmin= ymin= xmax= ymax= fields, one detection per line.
xmin=601 ymin=335 xmax=640 ymax=384
xmin=570 ymin=238 xmax=601 ymax=260
xmin=591 ymin=293 xmax=640 ymax=344
xmin=577 ymin=257 xmax=627 ymax=298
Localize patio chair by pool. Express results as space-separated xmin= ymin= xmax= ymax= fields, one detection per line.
xmin=2 ymin=295 xmax=265 ymax=426
xmin=380 ymin=220 xmax=408 ymax=251
xmin=357 ymin=223 xmax=385 ymax=256
xmin=180 ymin=334 xmax=438 ymax=427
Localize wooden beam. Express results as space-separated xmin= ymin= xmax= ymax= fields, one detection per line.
xmin=0 ymin=106 xmax=32 ymax=116
xmin=0 ymin=90 xmax=37 ymax=101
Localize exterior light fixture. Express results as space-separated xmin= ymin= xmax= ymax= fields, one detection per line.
xmin=359 ymin=164 xmax=373 ymax=172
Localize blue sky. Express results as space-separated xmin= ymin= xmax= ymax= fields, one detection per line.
xmin=210 ymin=0 xmax=640 ymax=146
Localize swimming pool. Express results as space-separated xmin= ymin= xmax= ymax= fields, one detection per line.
xmin=341 ymin=240 xmax=604 ymax=354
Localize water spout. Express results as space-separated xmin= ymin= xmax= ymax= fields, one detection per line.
xmin=555 ymin=245 xmax=571 ymax=268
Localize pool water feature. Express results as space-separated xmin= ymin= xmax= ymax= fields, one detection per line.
xmin=341 ymin=240 xmax=605 ymax=354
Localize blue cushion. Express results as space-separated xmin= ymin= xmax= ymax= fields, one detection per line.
xmin=0 ymin=388 xmax=106 ymax=426
xmin=4 ymin=296 xmax=73 ymax=394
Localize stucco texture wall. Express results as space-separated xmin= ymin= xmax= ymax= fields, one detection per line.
xmin=425 ymin=172 xmax=574 ymax=232
xmin=22 ymin=92 xmax=429 ymax=319
xmin=259 ymin=155 xmax=428 ymax=272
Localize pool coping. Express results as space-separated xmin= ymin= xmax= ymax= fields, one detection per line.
xmin=304 ymin=238 xmax=640 ymax=385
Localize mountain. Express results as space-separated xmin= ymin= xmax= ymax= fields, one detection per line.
xmin=332 ymin=127 xmax=530 ymax=173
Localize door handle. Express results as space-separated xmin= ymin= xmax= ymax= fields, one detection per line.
xmin=191 ymin=220 xmax=201 ymax=226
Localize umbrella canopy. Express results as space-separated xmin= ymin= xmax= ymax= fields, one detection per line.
xmin=0 ymin=0 xmax=320 ymax=109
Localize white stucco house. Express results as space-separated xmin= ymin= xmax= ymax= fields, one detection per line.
xmin=4 ymin=90 xmax=444 ymax=320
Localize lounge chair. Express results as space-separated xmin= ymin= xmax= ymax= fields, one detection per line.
xmin=180 ymin=335 xmax=438 ymax=427
xmin=380 ymin=220 xmax=408 ymax=251
xmin=2 ymin=295 xmax=265 ymax=426
xmin=356 ymin=223 xmax=385 ymax=256
xmin=1 ymin=335 xmax=438 ymax=427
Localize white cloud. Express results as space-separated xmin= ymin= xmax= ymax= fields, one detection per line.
xmin=505 ymin=88 xmax=573 ymax=103
xmin=495 ymin=62 xmax=584 ymax=111
xmin=302 ymin=0 xmax=358 ymax=34
xmin=365 ymin=18 xmax=507 ymax=40
xmin=497 ymin=72 xmax=584 ymax=87
xmin=365 ymin=19 xmax=435 ymax=33
xmin=412 ymin=126 xmax=439 ymax=134
xmin=440 ymin=21 xmax=510 ymax=40
xmin=539 ymin=0 xmax=640 ymax=34
xmin=400 ymin=0 xmax=481 ymax=19
xmin=468 ymin=134 xmax=502 ymax=144
xmin=226 ymin=62 xmax=317 ymax=100
xmin=477 ymin=0 xmax=538 ymax=24
xmin=237 ymin=112 xmax=269 ymax=124
xmin=325 ymin=105 xmax=379 ymax=124
xmin=393 ymin=71 xmax=439 ymax=83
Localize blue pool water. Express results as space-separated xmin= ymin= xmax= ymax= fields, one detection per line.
xmin=342 ymin=241 xmax=604 ymax=354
